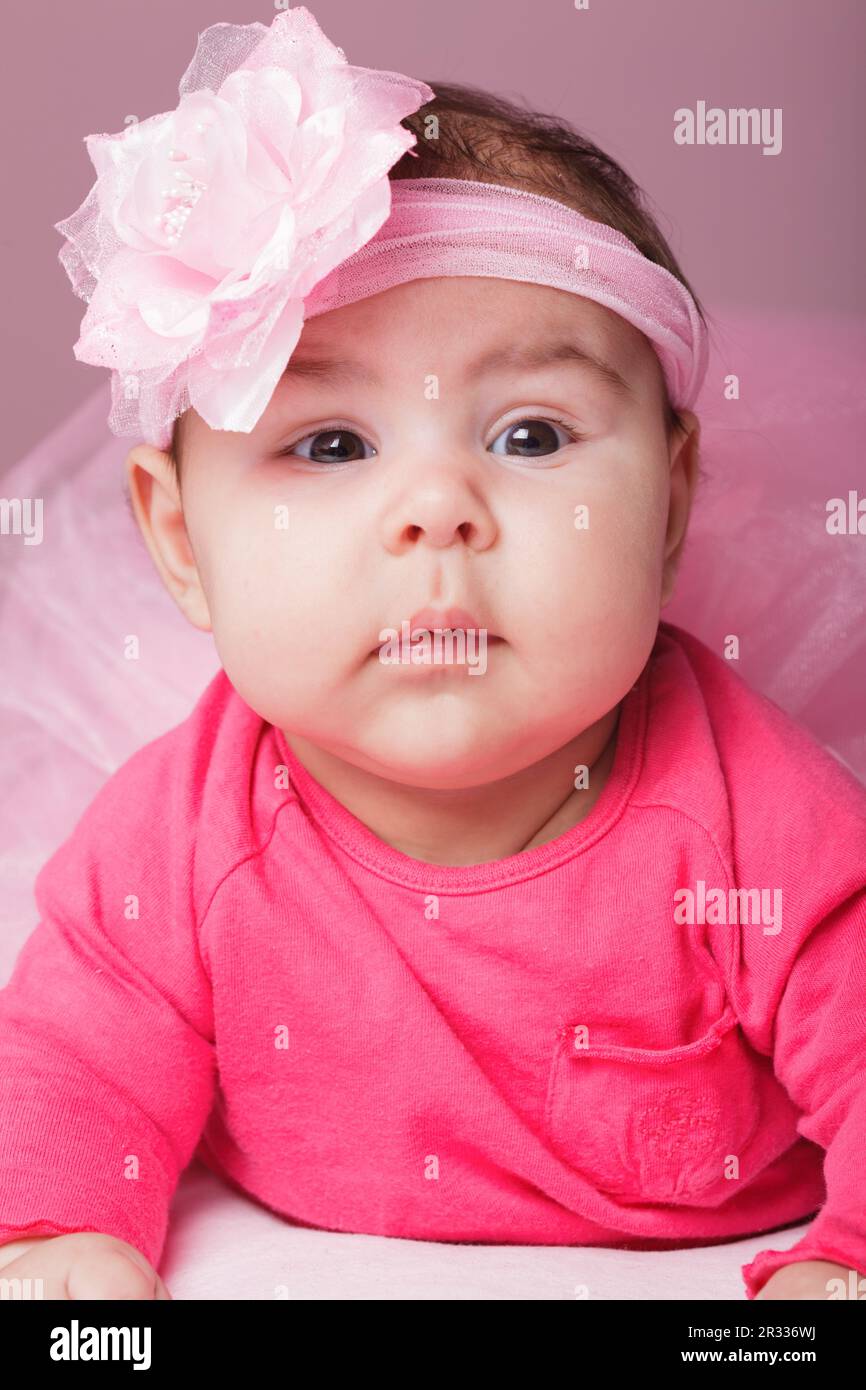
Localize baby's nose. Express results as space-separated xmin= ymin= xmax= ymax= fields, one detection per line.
xmin=380 ymin=476 xmax=498 ymax=553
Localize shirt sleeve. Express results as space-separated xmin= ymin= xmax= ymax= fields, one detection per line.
xmin=681 ymin=636 xmax=866 ymax=1301
xmin=0 ymin=738 xmax=216 ymax=1272
xmin=735 ymin=885 xmax=866 ymax=1298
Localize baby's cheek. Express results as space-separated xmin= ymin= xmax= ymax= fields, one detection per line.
xmin=540 ymin=469 xmax=667 ymax=691
xmin=200 ymin=534 xmax=305 ymax=711
xmin=212 ymin=614 xmax=321 ymax=730
xmin=590 ymin=456 xmax=668 ymax=583
xmin=561 ymin=459 xmax=665 ymax=587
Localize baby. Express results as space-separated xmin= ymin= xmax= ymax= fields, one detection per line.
xmin=1 ymin=11 xmax=865 ymax=1303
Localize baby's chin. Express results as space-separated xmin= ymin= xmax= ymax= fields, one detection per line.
xmin=316 ymin=708 xmax=578 ymax=792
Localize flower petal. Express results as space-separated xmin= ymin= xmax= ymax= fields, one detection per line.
xmin=187 ymin=296 xmax=305 ymax=433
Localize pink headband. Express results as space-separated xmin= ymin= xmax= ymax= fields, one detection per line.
xmin=54 ymin=7 xmax=707 ymax=450
xmin=305 ymin=178 xmax=708 ymax=414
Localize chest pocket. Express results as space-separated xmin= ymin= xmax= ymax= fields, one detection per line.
xmin=544 ymin=1005 xmax=762 ymax=1203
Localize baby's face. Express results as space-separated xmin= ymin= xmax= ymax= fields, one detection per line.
xmin=169 ymin=277 xmax=696 ymax=788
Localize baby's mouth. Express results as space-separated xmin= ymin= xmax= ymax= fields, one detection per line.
xmin=368 ymin=629 xmax=503 ymax=658
xmin=368 ymin=605 xmax=503 ymax=661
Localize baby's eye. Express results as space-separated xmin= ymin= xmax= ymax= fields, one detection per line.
xmin=488 ymin=417 xmax=581 ymax=459
xmin=284 ymin=427 xmax=376 ymax=464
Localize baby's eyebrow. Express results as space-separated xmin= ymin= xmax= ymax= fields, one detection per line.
xmin=281 ymin=338 xmax=634 ymax=399
xmin=459 ymin=340 xmax=634 ymax=400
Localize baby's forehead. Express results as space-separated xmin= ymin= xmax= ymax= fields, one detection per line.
xmin=300 ymin=275 xmax=655 ymax=382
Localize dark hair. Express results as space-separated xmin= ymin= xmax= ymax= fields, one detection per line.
xmin=169 ymin=81 xmax=706 ymax=478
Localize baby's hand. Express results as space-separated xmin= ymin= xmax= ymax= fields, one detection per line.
xmin=754 ymin=1259 xmax=856 ymax=1300
xmin=0 ymin=1232 xmax=170 ymax=1300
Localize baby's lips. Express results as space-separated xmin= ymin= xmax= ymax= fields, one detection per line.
xmin=408 ymin=605 xmax=495 ymax=636
xmin=370 ymin=609 xmax=503 ymax=659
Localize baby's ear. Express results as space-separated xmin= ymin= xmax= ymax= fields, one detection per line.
xmin=660 ymin=411 xmax=701 ymax=608
xmin=125 ymin=442 xmax=178 ymax=501
xmin=123 ymin=443 xmax=213 ymax=634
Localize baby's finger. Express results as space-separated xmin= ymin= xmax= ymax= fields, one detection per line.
xmin=0 ymin=1248 xmax=73 ymax=1301
xmin=67 ymin=1248 xmax=159 ymax=1301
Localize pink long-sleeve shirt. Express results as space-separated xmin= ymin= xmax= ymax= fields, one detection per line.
xmin=1 ymin=620 xmax=864 ymax=1298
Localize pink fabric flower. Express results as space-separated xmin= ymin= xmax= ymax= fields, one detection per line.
xmin=55 ymin=8 xmax=433 ymax=447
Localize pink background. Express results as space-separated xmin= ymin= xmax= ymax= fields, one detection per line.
xmin=3 ymin=0 xmax=864 ymax=466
